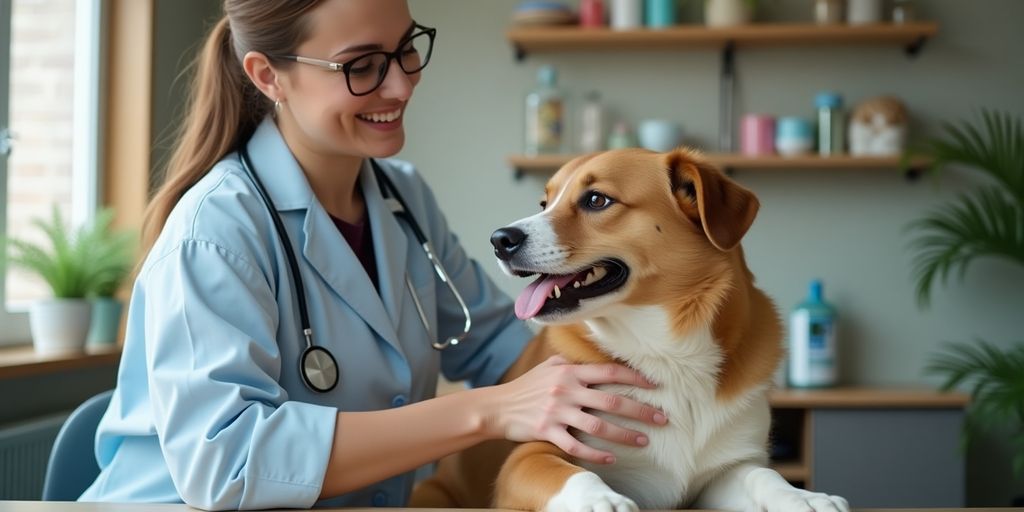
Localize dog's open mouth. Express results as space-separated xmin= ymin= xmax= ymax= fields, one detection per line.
xmin=512 ymin=259 xmax=630 ymax=320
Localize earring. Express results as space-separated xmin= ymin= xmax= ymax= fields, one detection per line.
xmin=274 ymin=98 xmax=282 ymax=112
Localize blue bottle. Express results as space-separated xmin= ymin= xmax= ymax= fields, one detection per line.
xmin=787 ymin=279 xmax=838 ymax=388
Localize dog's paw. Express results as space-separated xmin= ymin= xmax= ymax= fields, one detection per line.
xmin=757 ymin=487 xmax=849 ymax=512
xmin=545 ymin=472 xmax=638 ymax=512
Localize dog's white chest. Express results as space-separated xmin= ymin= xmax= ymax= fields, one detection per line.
xmin=578 ymin=308 xmax=772 ymax=509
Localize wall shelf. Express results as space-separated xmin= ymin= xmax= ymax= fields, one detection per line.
xmin=507 ymin=153 xmax=931 ymax=179
xmin=508 ymin=22 xmax=939 ymax=59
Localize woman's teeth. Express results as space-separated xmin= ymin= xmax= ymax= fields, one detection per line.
xmin=357 ymin=108 xmax=402 ymax=123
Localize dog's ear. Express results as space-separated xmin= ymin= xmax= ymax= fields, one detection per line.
xmin=667 ymin=150 xmax=759 ymax=251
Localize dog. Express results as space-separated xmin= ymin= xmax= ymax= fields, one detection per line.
xmin=411 ymin=148 xmax=848 ymax=512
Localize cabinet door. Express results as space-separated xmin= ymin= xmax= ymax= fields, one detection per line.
xmin=811 ymin=408 xmax=964 ymax=507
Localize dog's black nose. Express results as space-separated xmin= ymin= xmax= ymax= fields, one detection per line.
xmin=490 ymin=227 xmax=527 ymax=261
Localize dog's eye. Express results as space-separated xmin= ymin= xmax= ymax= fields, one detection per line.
xmin=583 ymin=192 xmax=613 ymax=210
xmin=539 ymin=200 xmax=547 ymax=210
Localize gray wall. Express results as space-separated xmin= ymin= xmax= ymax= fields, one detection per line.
xmin=149 ymin=0 xmax=1024 ymax=506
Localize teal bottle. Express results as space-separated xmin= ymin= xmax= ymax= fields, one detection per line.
xmin=787 ymin=279 xmax=838 ymax=388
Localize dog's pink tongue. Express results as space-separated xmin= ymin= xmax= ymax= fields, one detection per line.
xmin=515 ymin=274 xmax=577 ymax=320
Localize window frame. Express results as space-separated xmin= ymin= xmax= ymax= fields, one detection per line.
xmin=0 ymin=0 xmax=107 ymax=344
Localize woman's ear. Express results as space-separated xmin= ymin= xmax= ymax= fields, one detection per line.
xmin=667 ymin=150 xmax=760 ymax=251
xmin=242 ymin=51 xmax=284 ymax=103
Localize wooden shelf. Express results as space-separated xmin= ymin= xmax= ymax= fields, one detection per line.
xmin=769 ymin=387 xmax=970 ymax=409
xmin=0 ymin=344 xmax=121 ymax=380
xmin=508 ymin=153 xmax=930 ymax=176
xmin=508 ymin=22 xmax=939 ymax=56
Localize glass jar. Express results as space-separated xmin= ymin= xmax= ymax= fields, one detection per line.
xmin=814 ymin=0 xmax=843 ymax=25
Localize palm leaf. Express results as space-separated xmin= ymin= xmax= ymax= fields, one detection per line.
xmin=926 ymin=340 xmax=1024 ymax=477
xmin=922 ymin=109 xmax=1024 ymax=203
xmin=907 ymin=186 xmax=1024 ymax=306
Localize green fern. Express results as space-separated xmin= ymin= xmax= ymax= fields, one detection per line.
xmin=4 ymin=206 xmax=136 ymax=299
xmin=908 ymin=109 xmax=1024 ymax=307
xmin=78 ymin=209 xmax=137 ymax=297
xmin=926 ymin=341 xmax=1024 ymax=476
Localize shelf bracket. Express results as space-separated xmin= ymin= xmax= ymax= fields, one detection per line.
xmin=514 ymin=167 xmax=525 ymax=181
xmin=514 ymin=44 xmax=527 ymax=63
xmin=904 ymin=36 xmax=929 ymax=57
xmin=719 ymin=41 xmax=736 ymax=153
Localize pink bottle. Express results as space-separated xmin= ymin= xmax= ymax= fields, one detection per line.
xmin=740 ymin=114 xmax=776 ymax=156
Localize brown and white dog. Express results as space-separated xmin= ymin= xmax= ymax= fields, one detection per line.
xmin=412 ymin=148 xmax=848 ymax=512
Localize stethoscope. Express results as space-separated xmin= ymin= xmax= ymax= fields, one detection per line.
xmin=239 ymin=146 xmax=472 ymax=393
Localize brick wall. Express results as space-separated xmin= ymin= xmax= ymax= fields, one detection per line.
xmin=5 ymin=0 xmax=76 ymax=304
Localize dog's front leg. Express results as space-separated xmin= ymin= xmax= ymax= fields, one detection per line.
xmin=694 ymin=462 xmax=849 ymax=512
xmin=494 ymin=441 xmax=637 ymax=512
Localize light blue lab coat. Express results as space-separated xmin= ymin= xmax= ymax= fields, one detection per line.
xmin=78 ymin=117 xmax=532 ymax=510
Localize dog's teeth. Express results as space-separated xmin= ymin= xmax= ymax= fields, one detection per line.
xmin=573 ymin=281 xmax=581 ymax=288
xmin=592 ymin=267 xmax=608 ymax=281
xmin=554 ymin=285 xmax=561 ymax=299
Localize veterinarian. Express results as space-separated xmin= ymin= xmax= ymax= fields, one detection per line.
xmin=79 ymin=0 xmax=667 ymax=509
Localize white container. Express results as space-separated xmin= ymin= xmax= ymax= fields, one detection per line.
xmin=30 ymin=299 xmax=92 ymax=354
xmin=705 ymin=0 xmax=753 ymax=27
xmin=846 ymin=0 xmax=882 ymax=25
xmin=610 ymin=0 xmax=643 ymax=30
xmin=637 ymin=119 xmax=683 ymax=152
xmin=814 ymin=0 xmax=844 ymax=25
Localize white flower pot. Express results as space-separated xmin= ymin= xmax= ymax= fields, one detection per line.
xmin=705 ymin=0 xmax=753 ymax=27
xmin=29 ymin=299 xmax=92 ymax=355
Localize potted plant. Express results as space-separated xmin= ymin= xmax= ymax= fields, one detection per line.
xmin=5 ymin=206 xmax=96 ymax=354
xmin=81 ymin=208 xmax=136 ymax=347
xmin=906 ymin=110 xmax=1024 ymax=487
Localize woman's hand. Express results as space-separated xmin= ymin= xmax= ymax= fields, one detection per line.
xmin=481 ymin=355 xmax=668 ymax=464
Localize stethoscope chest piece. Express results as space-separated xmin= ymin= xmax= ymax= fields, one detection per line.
xmin=301 ymin=346 xmax=339 ymax=393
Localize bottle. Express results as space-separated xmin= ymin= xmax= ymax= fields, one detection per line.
xmin=815 ymin=91 xmax=845 ymax=156
xmin=610 ymin=0 xmax=643 ymax=30
xmin=524 ymin=66 xmax=565 ymax=155
xmin=579 ymin=0 xmax=606 ymax=28
xmin=606 ymin=121 xmax=636 ymax=149
xmin=788 ymin=279 xmax=838 ymax=388
xmin=577 ymin=91 xmax=607 ymax=153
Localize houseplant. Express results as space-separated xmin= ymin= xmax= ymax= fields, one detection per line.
xmin=906 ymin=109 xmax=1024 ymax=480
xmin=81 ymin=208 xmax=136 ymax=346
xmin=5 ymin=206 xmax=97 ymax=353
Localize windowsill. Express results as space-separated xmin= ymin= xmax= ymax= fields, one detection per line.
xmin=0 ymin=343 xmax=121 ymax=380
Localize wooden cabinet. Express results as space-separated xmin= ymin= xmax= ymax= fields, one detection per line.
xmin=768 ymin=388 xmax=969 ymax=507
xmin=505 ymin=22 xmax=939 ymax=177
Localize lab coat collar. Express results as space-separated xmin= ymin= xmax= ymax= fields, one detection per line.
xmin=245 ymin=117 xmax=410 ymax=354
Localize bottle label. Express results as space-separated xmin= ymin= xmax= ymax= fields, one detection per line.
xmin=788 ymin=309 xmax=836 ymax=387
xmin=537 ymin=99 xmax=563 ymax=151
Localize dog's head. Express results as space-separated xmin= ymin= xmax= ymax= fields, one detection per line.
xmin=492 ymin=148 xmax=759 ymax=325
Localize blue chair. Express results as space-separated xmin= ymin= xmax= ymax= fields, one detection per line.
xmin=41 ymin=390 xmax=113 ymax=501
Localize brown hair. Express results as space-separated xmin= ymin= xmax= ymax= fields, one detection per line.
xmin=141 ymin=0 xmax=323 ymax=259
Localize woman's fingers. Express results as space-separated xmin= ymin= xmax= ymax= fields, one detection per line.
xmin=578 ymin=388 xmax=668 ymax=426
xmin=572 ymin=363 xmax=657 ymax=389
xmin=549 ymin=428 xmax=616 ymax=465
xmin=563 ymin=408 xmax=649 ymax=447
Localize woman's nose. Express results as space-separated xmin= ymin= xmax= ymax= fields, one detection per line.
xmin=378 ymin=59 xmax=414 ymax=100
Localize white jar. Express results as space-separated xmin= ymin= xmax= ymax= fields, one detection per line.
xmin=846 ymin=0 xmax=882 ymax=25
xmin=610 ymin=0 xmax=642 ymax=30
xmin=705 ymin=0 xmax=753 ymax=27
xmin=814 ymin=0 xmax=843 ymax=25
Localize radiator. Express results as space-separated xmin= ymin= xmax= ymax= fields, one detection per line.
xmin=0 ymin=412 xmax=68 ymax=500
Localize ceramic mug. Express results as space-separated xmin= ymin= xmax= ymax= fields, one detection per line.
xmin=637 ymin=119 xmax=682 ymax=152
xmin=740 ymin=114 xmax=776 ymax=156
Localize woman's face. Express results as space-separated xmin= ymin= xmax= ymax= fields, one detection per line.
xmin=279 ymin=0 xmax=421 ymax=159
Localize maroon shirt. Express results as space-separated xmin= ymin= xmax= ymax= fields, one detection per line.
xmin=329 ymin=212 xmax=379 ymax=290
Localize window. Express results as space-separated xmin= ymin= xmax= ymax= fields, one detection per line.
xmin=0 ymin=0 xmax=104 ymax=345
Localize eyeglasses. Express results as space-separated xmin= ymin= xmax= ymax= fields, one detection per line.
xmin=273 ymin=23 xmax=436 ymax=97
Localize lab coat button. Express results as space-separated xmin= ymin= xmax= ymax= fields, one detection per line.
xmin=372 ymin=491 xmax=388 ymax=506
xmin=391 ymin=394 xmax=407 ymax=407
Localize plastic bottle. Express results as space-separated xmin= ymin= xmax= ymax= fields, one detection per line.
xmin=606 ymin=121 xmax=636 ymax=149
xmin=525 ymin=66 xmax=565 ymax=155
xmin=577 ymin=91 xmax=607 ymax=153
xmin=788 ymin=279 xmax=838 ymax=388
xmin=815 ymin=91 xmax=845 ymax=156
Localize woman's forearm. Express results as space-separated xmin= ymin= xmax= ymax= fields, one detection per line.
xmin=318 ymin=386 xmax=498 ymax=499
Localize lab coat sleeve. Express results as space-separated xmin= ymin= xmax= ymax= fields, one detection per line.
xmin=404 ymin=169 xmax=533 ymax=388
xmin=142 ymin=239 xmax=336 ymax=510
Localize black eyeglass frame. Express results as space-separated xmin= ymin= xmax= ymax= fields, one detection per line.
xmin=271 ymin=23 xmax=436 ymax=97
